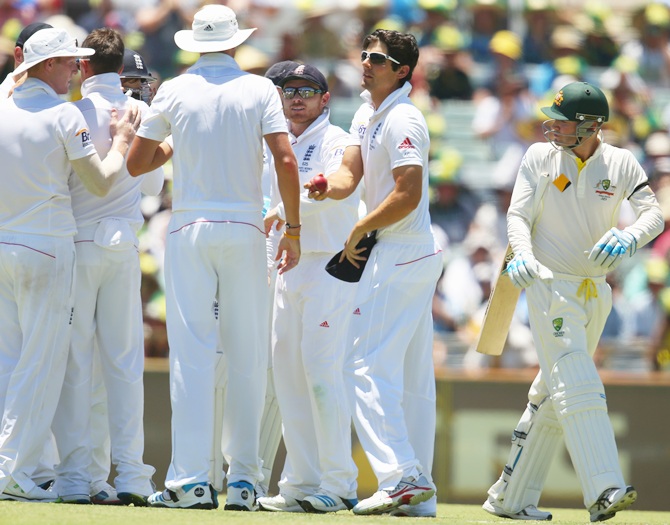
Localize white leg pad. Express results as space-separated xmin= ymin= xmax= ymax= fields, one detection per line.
xmin=488 ymin=399 xmax=562 ymax=513
xmin=549 ymin=352 xmax=625 ymax=508
xmin=258 ymin=368 xmax=282 ymax=494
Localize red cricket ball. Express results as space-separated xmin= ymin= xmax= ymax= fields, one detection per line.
xmin=312 ymin=174 xmax=328 ymax=193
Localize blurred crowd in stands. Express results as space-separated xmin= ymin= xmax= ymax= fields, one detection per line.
xmin=3 ymin=0 xmax=670 ymax=373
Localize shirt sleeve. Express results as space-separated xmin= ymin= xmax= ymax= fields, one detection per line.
xmin=624 ymin=175 xmax=664 ymax=250
xmin=261 ymin=80 xmax=289 ymax=136
xmin=507 ymin=145 xmax=539 ymax=255
xmin=61 ymin=103 xmax=97 ymax=161
xmin=384 ymin=105 xmax=427 ymax=170
xmin=136 ymin=83 xmax=172 ymax=142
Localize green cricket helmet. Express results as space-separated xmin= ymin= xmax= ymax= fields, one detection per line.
xmin=541 ymin=81 xmax=609 ymax=149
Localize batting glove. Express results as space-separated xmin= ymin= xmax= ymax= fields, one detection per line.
xmin=588 ymin=227 xmax=637 ymax=270
xmin=506 ymin=251 xmax=540 ymax=289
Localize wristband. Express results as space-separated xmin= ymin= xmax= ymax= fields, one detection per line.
xmin=286 ymin=223 xmax=301 ymax=229
xmin=283 ymin=231 xmax=300 ymax=240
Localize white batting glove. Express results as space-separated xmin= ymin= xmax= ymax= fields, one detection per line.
xmin=588 ymin=227 xmax=637 ymax=270
xmin=506 ymin=251 xmax=540 ymax=289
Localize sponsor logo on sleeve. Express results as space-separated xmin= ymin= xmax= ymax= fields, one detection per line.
xmin=76 ymin=128 xmax=91 ymax=146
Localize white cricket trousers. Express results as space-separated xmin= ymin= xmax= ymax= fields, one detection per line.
xmin=273 ymin=252 xmax=358 ymax=500
xmin=164 ymin=217 xmax=268 ymax=489
xmin=347 ymin=234 xmax=442 ymax=491
xmin=59 ymin=239 xmax=154 ymax=495
xmin=526 ymin=274 xmax=626 ymax=507
xmin=0 ymin=234 xmax=75 ymax=493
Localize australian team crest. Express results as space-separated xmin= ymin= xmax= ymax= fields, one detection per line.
xmin=552 ymin=317 xmax=564 ymax=337
xmin=595 ymin=179 xmax=615 ymax=200
xmin=554 ymin=90 xmax=564 ymax=107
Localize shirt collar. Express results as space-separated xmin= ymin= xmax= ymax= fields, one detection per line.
xmin=12 ymin=77 xmax=60 ymax=100
xmin=80 ymin=73 xmax=123 ymax=98
xmin=187 ymin=53 xmax=241 ymax=73
xmin=289 ymin=108 xmax=331 ymax=143
xmin=360 ymin=82 xmax=412 ymax=116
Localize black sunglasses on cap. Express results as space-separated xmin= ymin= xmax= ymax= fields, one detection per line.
xmin=282 ymin=87 xmax=324 ymax=99
xmin=361 ymin=50 xmax=400 ymax=65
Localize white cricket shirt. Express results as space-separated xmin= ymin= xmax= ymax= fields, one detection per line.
xmin=137 ymin=53 xmax=288 ymax=221
xmin=69 ymin=73 xmax=164 ymax=233
xmin=272 ymin=108 xmax=360 ymax=254
xmin=349 ymin=82 xmax=433 ymax=239
xmin=509 ymin=140 xmax=662 ymax=277
xmin=0 ymin=78 xmax=96 ymax=236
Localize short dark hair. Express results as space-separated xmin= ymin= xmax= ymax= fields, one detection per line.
xmin=362 ymin=29 xmax=419 ymax=85
xmin=81 ymin=28 xmax=124 ymax=75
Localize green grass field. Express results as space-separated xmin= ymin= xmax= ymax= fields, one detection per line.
xmin=1 ymin=502 xmax=669 ymax=525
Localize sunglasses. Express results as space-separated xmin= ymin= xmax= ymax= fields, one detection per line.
xmin=361 ymin=50 xmax=400 ymax=65
xmin=282 ymin=87 xmax=324 ymax=99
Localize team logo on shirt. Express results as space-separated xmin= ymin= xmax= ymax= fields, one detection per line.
xmin=398 ymin=137 xmax=415 ymax=150
xmin=594 ymin=179 xmax=615 ymax=200
xmin=303 ymin=144 xmax=316 ymax=162
xmin=368 ymin=123 xmax=382 ymax=150
xmin=76 ymin=128 xmax=91 ymax=146
xmin=552 ymin=317 xmax=564 ymax=337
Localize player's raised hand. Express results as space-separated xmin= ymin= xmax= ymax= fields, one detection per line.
xmin=506 ymin=251 xmax=540 ymax=288
xmin=110 ymin=105 xmax=141 ymax=146
xmin=588 ymin=227 xmax=637 ymax=270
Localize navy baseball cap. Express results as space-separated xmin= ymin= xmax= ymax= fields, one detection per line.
xmin=280 ymin=63 xmax=328 ymax=92
xmin=325 ymin=231 xmax=377 ymax=283
xmin=15 ymin=22 xmax=52 ymax=49
xmin=264 ymin=60 xmax=299 ymax=86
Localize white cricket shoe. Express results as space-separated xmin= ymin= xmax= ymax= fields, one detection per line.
xmin=0 ymin=481 xmax=58 ymax=503
xmin=90 ymin=481 xmax=122 ymax=505
xmin=589 ymin=486 xmax=637 ymax=522
xmin=353 ymin=474 xmax=435 ymax=515
xmin=148 ymin=482 xmax=218 ymax=509
xmin=389 ymin=495 xmax=437 ymax=517
xmin=225 ymin=480 xmax=256 ymax=511
xmin=258 ymin=493 xmax=305 ymax=512
xmin=483 ymin=497 xmax=552 ymax=521
xmin=301 ymin=490 xmax=357 ymax=513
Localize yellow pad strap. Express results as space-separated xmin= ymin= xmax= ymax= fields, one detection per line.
xmin=577 ymin=278 xmax=598 ymax=301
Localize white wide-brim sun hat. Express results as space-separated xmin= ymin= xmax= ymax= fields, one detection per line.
xmin=174 ymin=5 xmax=256 ymax=54
xmin=13 ymin=27 xmax=95 ymax=77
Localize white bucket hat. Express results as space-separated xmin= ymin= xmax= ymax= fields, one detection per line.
xmin=174 ymin=5 xmax=256 ymax=53
xmin=13 ymin=27 xmax=94 ymax=77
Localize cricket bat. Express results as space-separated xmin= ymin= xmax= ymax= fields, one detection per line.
xmin=475 ymin=244 xmax=521 ymax=356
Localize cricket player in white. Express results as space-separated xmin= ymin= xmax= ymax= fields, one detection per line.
xmin=308 ymin=30 xmax=442 ymax=517
xmin=483 ymin=81 xmax=663 ymax=522
xmin=126 ymin=5 xmax=301 ymax=511
xmin=0 ymin=27 xmax=139 ymax=502
xmin=257 ymin=63 xmax=361 ymax=513
xmin=62 ymin=28 xmax=164 ymax=505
